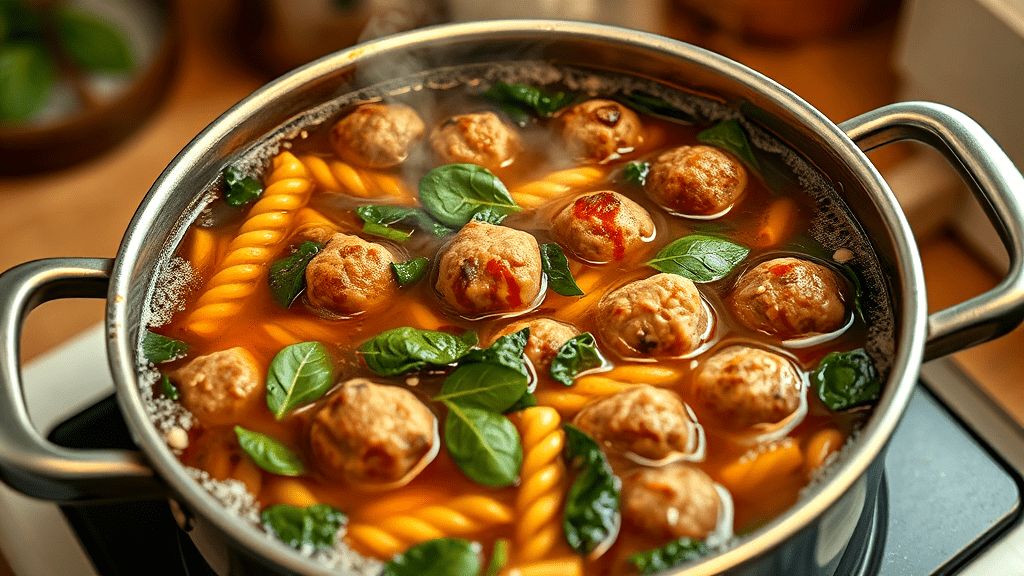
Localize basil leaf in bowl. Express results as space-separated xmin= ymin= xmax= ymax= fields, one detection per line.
xmin=418 ymin=164 xmax=521 ymax=228
xmin=266 ymin=341 xmax=335 ymax=419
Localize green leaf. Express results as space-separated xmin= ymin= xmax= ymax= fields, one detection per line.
xmin=504 ymin=391 xmax=538 ymax=414
xmin=563 ymin=424 xmax=621 ymax=556
xmin=418 ymin=164 xmax=520 ymax=228
xmin=434 ymin=362 xmax=528 ymax=413
xmin=0 ymin=42 xmax=54 ymax=122
xmin=550 ymin=333 xmax=606 ymax=386
xmin=358 ymin=327 xmax=477 ymax=376
xmin=811 ymin=348 xmax=881 ymax=411
xmin=540 ymin=243 xmax=584 ymax=297
xmin=629 ymin=537 xmax=710 ymax=575
xmin=697 ymin=118 xmax=761 ymax=170
xmin=261 ymin=503 xmax=346 ymax=550
xmin=383 ymin=538 xmax=481 ymax=576
xmin=444 ymin=404 xmax=522 ymax=487
xmin=481 ymin=81 xmax=577 ymax=127
xmin=363 ymin=221 xmax=412 ymax=242
xmin=392 ymin=257 xmax=429 ymax=287
xmin=624 ymin=161 xmax=650 ymax=186
xmin=55 ymin=7 xmax=132 ymax=72
xmin=268 ymin=241 xmax=322 ymax=307
xmin=484 ymin=539 xmax=509 ymax=576
xmin=615 ymin=92 xmax=697 ymax=125
xmin=160 ymin=375 xmax=180 ymax=401
xmin=223 ymin=166 xmax=263 ymax=207
xmin=647 ymin=234 xmax=749 ymax=282
xmin=142 ymin=330 xmax=188 ymax=363
xmin=235 ymin=426 xmax=305 ymax=476
xmin=0 ymin=0 xmax=43 ymax=40
xmin=461 ymin=328 xmax=529 ymax=376
xmin=266 ymin=342 xmax=335 ymax=419
xmin=357 ymin=204 xmax=453 ymax=238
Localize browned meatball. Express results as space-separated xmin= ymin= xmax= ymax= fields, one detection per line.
xmin=309 ymin=378 xmax=437 ymax=486
xmin=305 ymin=233 xmax=399 ymax=316
xmin=430 ymin=112 xmax=520 ymax=170
xmin=621 ymin=464 xmax=722 ymax=540
xmin=174 ymin=348 xmax=262 ymax=427
xmin=693 ymin=346 xmax=803 ymax=429
xmin=573 ymin=386 xmax=697 ymax=461
xmin=435 ymin=221 xmax=543 ymax=317
xmin=552 ymin=191 xmax=655 ymax=263
xmin=330 ymin=103 xmax=425 ymax=169
xmin=558 ymin=99 xmax=642 ymax=163
xmin=731 ymin=257 xmax=847 ymax=338
xmin=596 ymin=273 xmax=710 ymax=358
xmin=491 ymin=317 xmax=580 ymax=371
xmin=646 ymin=145 xmax=748 ymax=216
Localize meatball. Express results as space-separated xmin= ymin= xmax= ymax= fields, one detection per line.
xmin=646 ymin=145 xmax=748 ymax=216
xmin=621 ymin=464 xmax=722 ymax=540
xmin=596 ymin=273 xmax=709 ymax=358
xmin=558 ymin=99 xmax=642 ymax=163
xmin=436 ymin=221 xmax=543 ymax=317
xmin=309 ymin=378 xmax=437 ymax=486
xmin=430 ymin=112 xmax=520 ymax=170
xmin=693 ymin=346 xmax=803 ymax=429
xmin=491 ymin=317 xmax=580 ymax=371
xmin=731 ymin=257 xmax=847 ymax=338
xmin=552 ymin=191 xmax=655 ymax=262
xmin=305 ymin=233 xmax=399 ymax=316
xmin=573 ymin=386 xmax=697 ymax=461
xmin=174 ymin=348 xmax=262 ymax=427
xmin=329 ymin=103 xmax=425 ymax=169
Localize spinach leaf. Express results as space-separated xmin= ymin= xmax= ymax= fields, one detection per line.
xmin=484 ymin=539 xmax=509 ymax=576
xmin=615 ymin=92 xmax=697 ymax=125
xmin=0 ymin=42 xmax=55 ymax=122
xmin=382 ymin=537 xmax=480 ymax=576
xmin=223 ymin=165 xmax=263 ymax=207
xmin=160 ymin=375 xmax=179 ymax=401
xmin=266 ymin=342 xmax=335 ymax=420
xmin=235 ymin=426 xmax=305 ymax=476
xmin=444 ymin=404 xmax=523 ymax=487
xmin=461 ymin=328 xmax=529 ymax=375
xmin=624 ymin=161 xmax=650 ymax=186
xmin=357 ymin=204 xmax=454 ymax=238
xmin=540 ymin=243 xmax=584 ymax=296
xmin=418 ymin=164 xmax=520 ymax=228
xmin=504 ymin=391 xmax=538 ymax=414
xmin=363 ymin=221 xmax=412 ymax=242
xmin=629 ymin=537 xmax=710 ymax=575
xmin=359 ymin=327 xmax=477 ymax=376
xmin=268 ymin=241 xmax=322 ymax=307
xmin=550 ymin=333 xmax=606 ymax=386
xmin=392 ymin=257 xmax=429 ymax=287
xmin=697 ymin=119 xmax=761 ymax=171
xmin=647 ymin=234 xmax=749 ymax=282
xmin=563 ymin=424 xmax=621 ymax=556
xmin=811 ymin=348 xmax=881 ymax=411
xmin=261 ymin=503 xmax=345 ymax=550
xmin=480 ymin=81 xmax=577 ymax=127
xmin=434 ymin=362 xmax=528 ymax=413
xmin=54 ymin=7 xmax=132 ymax=72
xmin=142 ymin=330 xmax=188 ymax=363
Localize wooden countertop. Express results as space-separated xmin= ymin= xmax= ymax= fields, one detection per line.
xmin=1 ymin=2 xmax=1021 ymax=413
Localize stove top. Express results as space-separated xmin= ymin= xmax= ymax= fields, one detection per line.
xmin=3 ymin=325 xmax=1022 ymax=575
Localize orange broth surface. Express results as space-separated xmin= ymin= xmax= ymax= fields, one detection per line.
xmin=152 ymin=84 xmax=873 ymax=575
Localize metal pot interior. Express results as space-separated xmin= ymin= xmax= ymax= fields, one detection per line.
xmin=108 ymin=20 xmax=926 ymax=576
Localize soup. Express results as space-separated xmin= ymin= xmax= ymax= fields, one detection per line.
xmin=141 ymin=63 xmax=890 ymax=576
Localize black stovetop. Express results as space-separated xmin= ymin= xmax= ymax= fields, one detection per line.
xmin=47 ymin=363 xmax=1023 ymax=576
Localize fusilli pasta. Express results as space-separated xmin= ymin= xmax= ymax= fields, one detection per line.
xmin=300 ymin=154 xmax=415 ymax=203
xmin=510 ymin=167 xmax=607 ymax=208
xmin=510 ymin=406 xmax=569 ymax=563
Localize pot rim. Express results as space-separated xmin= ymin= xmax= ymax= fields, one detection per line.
xmin=107 ymin=19 xmax=927 ymax=575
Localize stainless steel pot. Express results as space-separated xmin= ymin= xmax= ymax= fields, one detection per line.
xmin=2 ymin=20 xmax=1023 ymax=576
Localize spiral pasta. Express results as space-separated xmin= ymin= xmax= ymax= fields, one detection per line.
xmin=184 ymin=152 xmax=315 ymax=338
xmin=510 ymin=406 xmax=569 ymax=563
xmin=300 ymin=154 xmax=415 ymax=203
xmin=510 ymin=167 xmax=607 ymax=208
xmin=345 ymin=495 xmax=514 ymax=559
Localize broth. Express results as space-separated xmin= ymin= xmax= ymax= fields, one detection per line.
xmin=143 ymin=63 xmax=890 ymax=575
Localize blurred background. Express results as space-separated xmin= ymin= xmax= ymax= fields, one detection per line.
xmin=0 ymin=0 xmax=1022 ymax=414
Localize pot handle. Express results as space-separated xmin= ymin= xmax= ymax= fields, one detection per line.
xmin=840 ymin=101 xmax=1024 ymax=360
xmin=0 ymin=258 xmax=165 ymax=502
